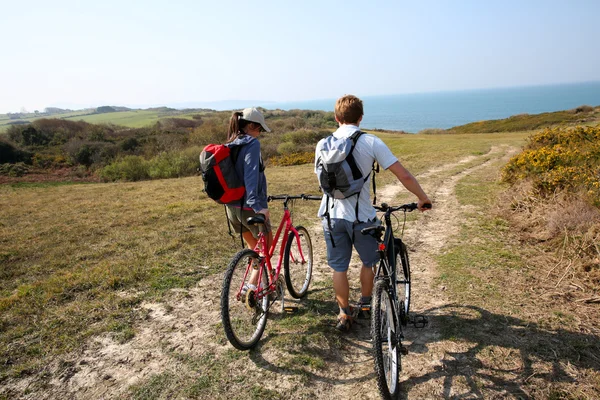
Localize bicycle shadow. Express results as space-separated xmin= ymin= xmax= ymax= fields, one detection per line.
xmin=400 ymin=304 xmax=600 ymax=399
xmin=248 ymin=295 xmax=378 ymax=387
xmin=249 ymin=298 xmax=600 ymax=398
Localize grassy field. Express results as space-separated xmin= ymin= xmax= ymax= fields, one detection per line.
xmin=9 ymin=129 xmax=600 ymax=399
xmin=0 ymin=109 xmax=206 ymax=134
xmin=0 ymin=132 xmax=527 ymax=377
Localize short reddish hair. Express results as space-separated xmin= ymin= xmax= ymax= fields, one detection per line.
xmin=335 ymin=95 xmax=363 ymax=124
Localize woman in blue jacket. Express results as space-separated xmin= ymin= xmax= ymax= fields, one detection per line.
xmin=225 ymin=107 xmax=273 ymax=251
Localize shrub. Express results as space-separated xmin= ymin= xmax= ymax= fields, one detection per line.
xmin=21 ymin=126 xmax=51 ymax=146
xmin=502 ymin=126 xmax=600 ymax=206
xmin=120 ymin=137 xmax=140 ymax=152
xmin=147 ymin=151 xmax=197 ymax=179
xmin=64 ymin=140 xmax=118 ymax=167
xmin=269 ymin=152 xmax=314 ymax=166
xmin=189 ymin=119 xmax=226 ymax=146
xmin=32 ymin=153 xmax=68 ymax=169
xmin=99 ymin=156 xmax=150 ymax=181
xmin=277 ymin=142 xmax=297 ymax=155
xmin=0 ymin=162 xmax=29 ymax=177
xmin=281 ymin=129 xmax=329 ymax=145
xmin=572 ymin=105 xmax=594 ymax=114
xmin=160 ymin=118 xmax=202 ymax=130
xmin=0 ymin=139 xmax=32 ymax=164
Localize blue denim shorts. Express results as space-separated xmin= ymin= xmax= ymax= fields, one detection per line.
xmin=322 ymin=218 xmax=381 ymax=272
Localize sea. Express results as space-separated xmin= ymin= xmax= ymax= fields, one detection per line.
xmin=257 ymin=81 xmax=600 ymax=133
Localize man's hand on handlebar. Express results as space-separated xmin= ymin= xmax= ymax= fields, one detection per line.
xmin=417 ymin=198 xmax=433 ymax=212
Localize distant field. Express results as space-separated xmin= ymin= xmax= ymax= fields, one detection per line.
xmin=0 ymin=110 xmax=93 ymax=133
xmin=0 ymin=109 xmax=208 ymax=134
xmin=62 ymin=110 xmax=167 ymax=127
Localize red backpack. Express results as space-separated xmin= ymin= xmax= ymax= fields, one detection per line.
xmin=199 ymin=144 xmax=245 ymax=204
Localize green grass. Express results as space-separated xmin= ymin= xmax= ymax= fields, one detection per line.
xmin=435 ymin=155 xmax=527 ymax=308
xmin=62 ymin=110 xmax=166 ymax=127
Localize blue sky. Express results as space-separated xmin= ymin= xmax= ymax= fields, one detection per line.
xmin=1 ymin=0 xmax=599 ymax=113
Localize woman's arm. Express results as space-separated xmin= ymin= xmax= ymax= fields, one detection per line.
xmin=242 ymin=141 xmax=270 ymax=219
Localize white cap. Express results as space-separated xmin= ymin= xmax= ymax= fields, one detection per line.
xmin=242 ymin=107 xmax=271 ymax=132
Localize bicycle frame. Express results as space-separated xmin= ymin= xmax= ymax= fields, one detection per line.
xmin=237 ymin=196 xmax=308 ymax=301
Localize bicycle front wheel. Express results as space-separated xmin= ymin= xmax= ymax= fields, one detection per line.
xmin=372 ymin=279 xmax=401 ymax=400
xmin=283 ymin=225 xmax=313 ymax=298
xmin=221 ymin=249 xmax=268 ymax=350
xmin=395 ymin=239 xmax=411 ymax=325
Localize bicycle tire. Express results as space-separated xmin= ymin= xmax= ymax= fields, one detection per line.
xmin=283 ymin=225 xmax=313 ymax=298
xmin=372 ymin=279 xmax=401 ymax=400
xmin=221 ymin=249 xmax=268 ymax=350
xmin=395 ymin=239 xmax=411 ymax=326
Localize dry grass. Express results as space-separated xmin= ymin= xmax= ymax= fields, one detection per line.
xmin=11 ymin=130 xmax=595 ymax=399
xmin=500 ymin=183 xmax=600 ymax=298
xmin=435 ymin=155 xmax=600 ymax=399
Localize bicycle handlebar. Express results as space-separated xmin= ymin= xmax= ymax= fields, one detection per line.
xmin=301 ymin=194 xmax=322 ymax=201
xmin=374 ymin=202 xmax=432 ymax=213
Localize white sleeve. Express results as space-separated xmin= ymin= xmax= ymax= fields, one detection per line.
xmin=371 ymin=136 xmax=398 ymax=170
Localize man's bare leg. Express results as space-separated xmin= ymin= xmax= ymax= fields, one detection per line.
xmin=333 ymin=270 xmax=350 ymax=310
xmin=360 ymin=265 xmax=375 ymax=298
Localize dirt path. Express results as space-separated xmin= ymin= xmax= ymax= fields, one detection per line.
xmin=9 ymin=146 xmax=517 ymax=399
xmin=300 ymin=145 xmax=518 ymax=399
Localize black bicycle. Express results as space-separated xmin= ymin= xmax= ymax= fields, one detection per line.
xmin=361 ymin=202 xmax=430 ymax=399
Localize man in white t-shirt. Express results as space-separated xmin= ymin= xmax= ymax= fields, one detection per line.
xmin=314 ymin=94 xmax=432 ymax=331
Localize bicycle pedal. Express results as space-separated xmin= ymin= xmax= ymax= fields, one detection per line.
xmin=412 ymin=314 xmax=428 ymax=328
xmin=283 ymin=306 xmax=298 ymax=314
xmin=400 ymin=345 xmax=409 ymax=355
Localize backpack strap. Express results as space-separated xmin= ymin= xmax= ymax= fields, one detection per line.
xmin=372 ymin=161 xmax=379 ymax=205
xmin=324 ymin=195 xmax=336 ymax=248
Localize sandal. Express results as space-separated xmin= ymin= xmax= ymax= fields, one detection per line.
xmin=336 ymin=313 xmax=353 ymax=332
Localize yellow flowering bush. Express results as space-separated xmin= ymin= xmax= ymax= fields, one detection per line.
xmin=502 ymin=126 xmax=600 ymax=206
xmin=269 ymin=152 xmax=315 ymax=167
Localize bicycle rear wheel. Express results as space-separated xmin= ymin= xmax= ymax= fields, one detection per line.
xmin=221 ymin=249 xmax=268 ymax=350
xmin=283 ymin=225 xmax=313 ymax=298
xmin=394 ymin=238 xmax=411 ymax=325
xmin=372 ymin=279 xmax=401 ymax=400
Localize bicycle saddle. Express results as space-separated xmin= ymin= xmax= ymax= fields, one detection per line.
xmin=361 ymin=225 xmax=385 ymax=237
xmin=246 ymin=214 xmax=266 ymax=225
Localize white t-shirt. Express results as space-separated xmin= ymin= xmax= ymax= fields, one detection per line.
xmin=314 ymin=124 xmax=398 ymax=222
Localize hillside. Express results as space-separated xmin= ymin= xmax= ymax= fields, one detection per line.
xmin=447 ymin=105 xmax=600 ymax=133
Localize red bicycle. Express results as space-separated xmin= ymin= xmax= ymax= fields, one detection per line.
xmin=220 ymin=194 xmax=320 ymax=350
